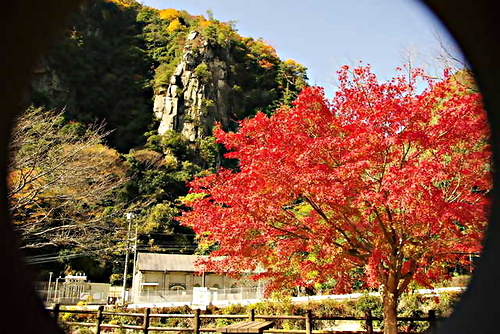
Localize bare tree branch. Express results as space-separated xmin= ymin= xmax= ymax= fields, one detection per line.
xmin=8 ymin=106 xmax=129 ymax=251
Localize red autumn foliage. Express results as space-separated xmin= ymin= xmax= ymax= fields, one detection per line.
xmin=179 ymin=64 xmax=491 ymax=334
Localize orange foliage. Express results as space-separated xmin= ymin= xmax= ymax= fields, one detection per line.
xmin=258 ymin=59 xmax=274 ymax=69
xmin=198 ymin=19 xmax=212 ymax=29
xmin=262 ymin=44 xmax=278 ymax=58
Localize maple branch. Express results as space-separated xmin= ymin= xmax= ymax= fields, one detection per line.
xmin=248 ymin=202 xmax=312 ymax=241
xmin=283 ymin=202 xmax=369 ymax=253
xmin=303 ymin=195 xmax=371 ymax=257
xmin=400 ymin=142 xmax=411 ymax=168
xmin=445 ymin=174 xmax=463 ymax=203
xmin=268 ymin=221 xmax=309 ymax=241
xmin=304 ymin=196 xmax=349 ymax=240
xmin=397 ymin=260 xmax=418 ymax=295
xmin=373 ymin=206 xmax=396 ymax=246
xmin=372 ymin=148 xmax=390 ymax=192
xmin=281 ymin=206 xmax=315 ymax=234
xmin=384 ymin=205 xmax=400 ymax=245
xmin=385 ymin=205 xmax=394 ymax=222
xmin=318 ymin=146 xmax=342 ymax=168
xmin=339 ymin=211 xmax=373 ymax=252
xmin=350 ymin=69 xmax=377 ymax=113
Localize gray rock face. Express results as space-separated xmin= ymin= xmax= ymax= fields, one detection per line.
xmin=154 ymin=32 xmax=232 ymax=141
xmin=30 ymin=58 xmax=68 ymax=106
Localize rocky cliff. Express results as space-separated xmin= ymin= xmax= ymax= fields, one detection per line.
xmin=153 ymin=31 xmax=232 ymax=141
xmin=152 ymin=25 xmax=308 ymax=143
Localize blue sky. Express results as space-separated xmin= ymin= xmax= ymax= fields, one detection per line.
xmin=140 ymin=0 xmax=462 ymax=97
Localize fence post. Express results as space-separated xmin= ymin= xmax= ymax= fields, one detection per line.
xmin=143 ymin=308 xmax=151 ymax=334
xmin=249 ymin=309 xmax=255 ymax=321
xmin=96 ymin=305 xmax=104 ymax=334
xmin=365 ymin=310 xmax=373 ymax=334
xmin=428 ymin=310 xmax=437 ymax=334
xmin=305 ymin=309 xmax=313 ymax=334
xmin=52 ymin=304 xmax=60 ymax=324
xmin=194 ymin=308 xmax=201 ymax=334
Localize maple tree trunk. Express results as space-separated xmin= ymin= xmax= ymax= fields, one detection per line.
xmin=381 ymin=280 xmax=399 ymax=334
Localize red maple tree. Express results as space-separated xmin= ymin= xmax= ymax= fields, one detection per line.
xmin=179 ymin=64 xmax=491 ymax=334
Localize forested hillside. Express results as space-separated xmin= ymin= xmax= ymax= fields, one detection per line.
xmin=12 ymin=0 xmax=307 ymax=283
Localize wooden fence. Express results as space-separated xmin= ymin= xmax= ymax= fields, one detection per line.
xmin=47 ymin=305 xmax=441 ymax=334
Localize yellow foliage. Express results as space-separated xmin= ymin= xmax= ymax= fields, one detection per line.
xmin=164 ymin=152 xmax=178 ymax=169
xmin=167 ymin=18 xmax=183 ymax=33
xmin=8 ymin=169 xmax=45 ymax=199
xmin=247 ymin=39 xmax=278 ymax=58
xmin=81 ymin=144 xmax=126 ymax=174
xmin=159 ymin=8 xmax=181 ymax=21
xmin=7 ymin=170 xmax=20 ymax=189
xmin=104 ymin=0 xmax=130 ymax=7
xmin=450 ymin=69 xmax=477 ymax=91
xmin=284 ymin=59 xmax=300 ymax=67
xmin=15 ymin=143 xmax=127 ymax=206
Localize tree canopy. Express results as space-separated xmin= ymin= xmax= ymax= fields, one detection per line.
xmin=8 ymin=106 xmax=128 ymax=253
xmin=179 ymin=64 xmax=491 ymax=334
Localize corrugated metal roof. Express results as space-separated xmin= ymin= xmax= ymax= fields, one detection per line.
xmin=136 ymin=253 xmax=202 ymax=272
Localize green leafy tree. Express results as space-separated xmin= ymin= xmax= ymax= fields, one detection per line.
xmin=34 ymin=0 xmax=153 ymax=152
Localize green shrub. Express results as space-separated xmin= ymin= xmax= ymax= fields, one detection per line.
xmin=398 ymin=293 xmax=428 ymax=332
xmin=73 ymin=328 xmax=94 ymax=334
xmin=194 ymin=62 xmax=211 ymax=83
xmin=430 ymin=291 xmax=462 ymax=317
xmin=355 ymin=293 xmax=382 ymax=316
xmin=154 ymin=62 xmax=177 ymax=88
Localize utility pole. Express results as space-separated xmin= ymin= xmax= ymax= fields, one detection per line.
xmin=132 ymin=222 xmax=138 ymax=275
xmin=131 ymin=222 xmax=139 ymax=304
xmin=121 ymin=213 xmax=133 ymax=305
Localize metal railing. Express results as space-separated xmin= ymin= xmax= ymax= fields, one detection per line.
xmin=134 ymin=287 xmax=264 ymax=305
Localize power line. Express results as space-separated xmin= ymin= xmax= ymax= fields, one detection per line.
xmin=25 ymin=247 xmax=116 ymax=265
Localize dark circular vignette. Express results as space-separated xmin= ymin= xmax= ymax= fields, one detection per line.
xmin=0 ymin=0 xmax=499 ymax=333
xmin=422 ymin=1 xmax=500 ymax=333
